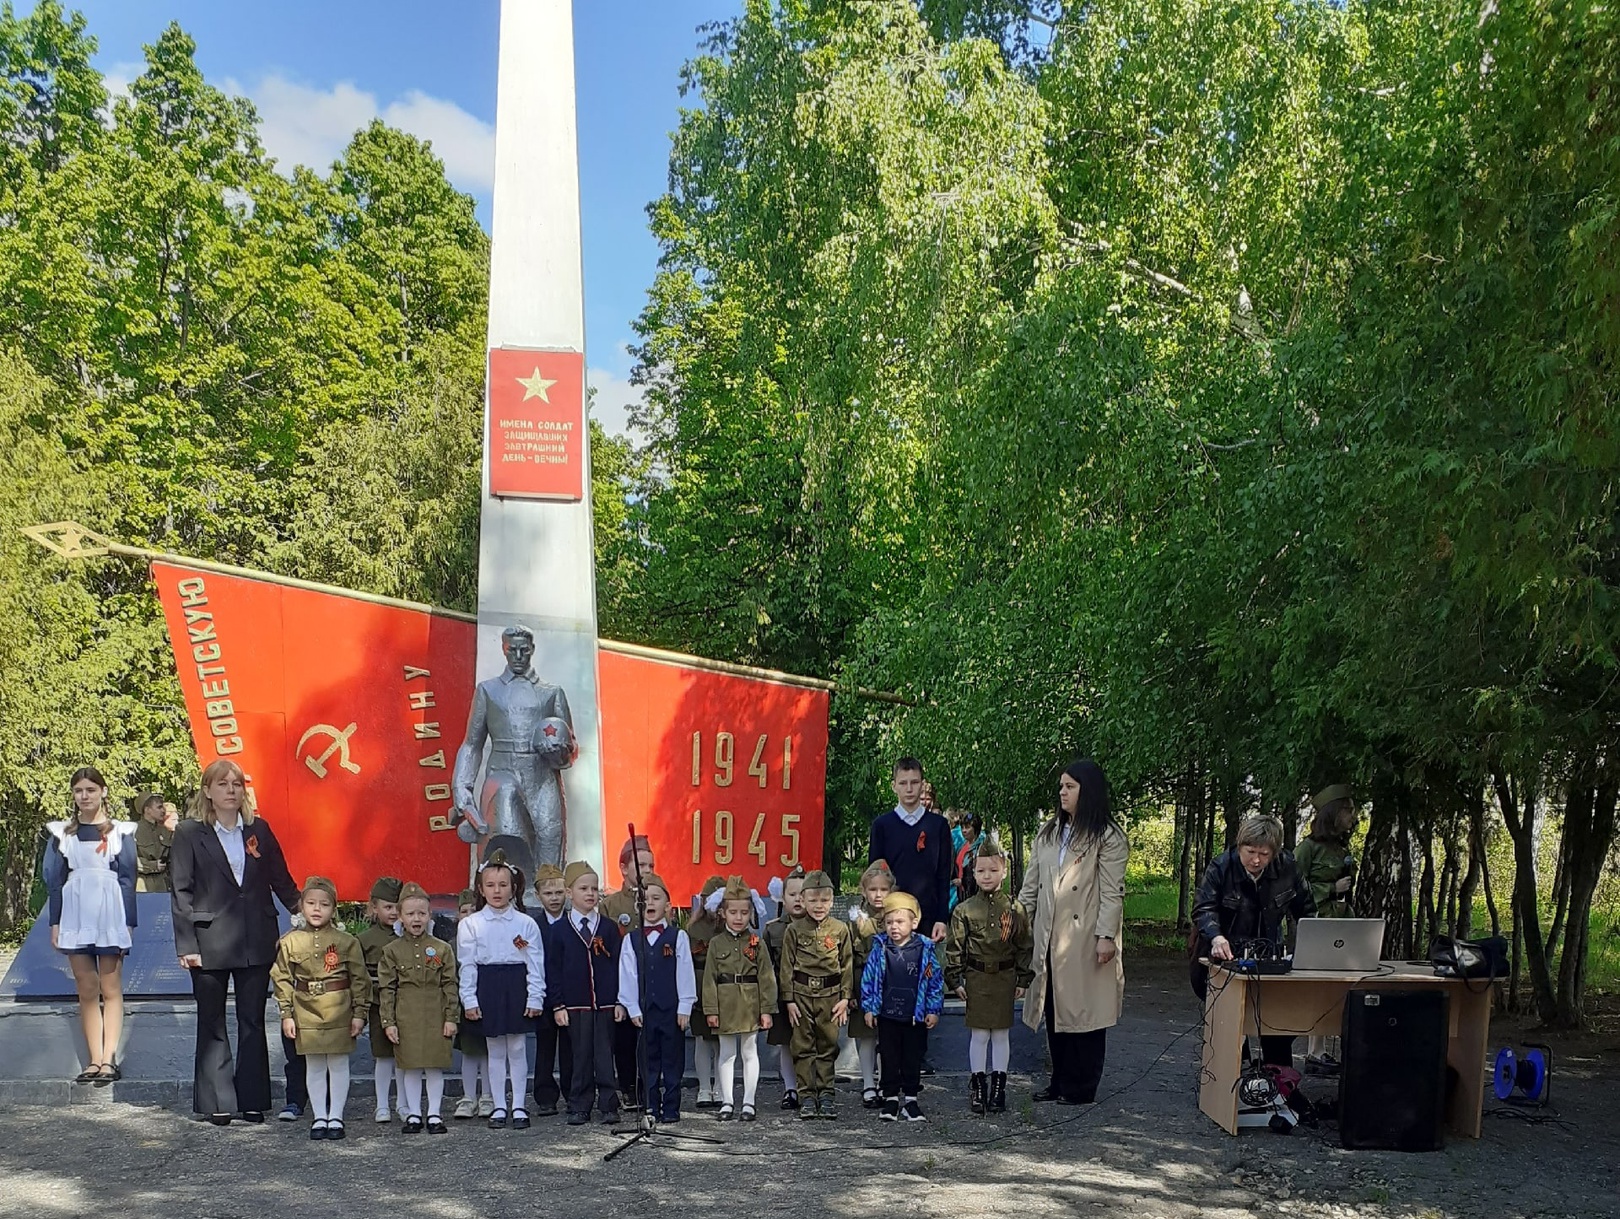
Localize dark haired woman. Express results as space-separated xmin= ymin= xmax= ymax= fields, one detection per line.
xmin=171 ymin=758 xmax=300 ymax=1125
xmin=44 ymin=766 xmax=138 ymax=1083
xmin=1016 ymin=758 xmax=1129 ymax=1104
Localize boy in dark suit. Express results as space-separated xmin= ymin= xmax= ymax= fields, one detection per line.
xmin=546 ymin=861 xmax=624 ymax=1125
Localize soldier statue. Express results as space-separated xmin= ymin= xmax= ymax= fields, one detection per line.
xmin=451 ymin=624 xmax=576 ymax=877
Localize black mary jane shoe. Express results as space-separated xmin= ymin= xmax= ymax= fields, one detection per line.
xmin=240 ymin=1110 xmax=265 ymax=1124
xmin=862 ymin=1088 xmax=880 ymax=1109
xmin=327 ymin=1121 xmax=347 ymax=1140
xmin=426 ymin=1116 xmax=449 ymax=1135
xmin=740 ymin=1105 xmax=756 ymax=1122
xmin=402 ymin=1115 xmax=424 ymax=1134
xmin=1031 ymin=1085 xmax=1062 ymax=1103
xmin=488 ymin=1110 xmax=508 ymax=1130
xmin=511 ymin=1112 xmax=531 ymax=1131
xmin=309 ymin=1122 xmax=328 ymax=1141
xmin=207 ymin=1113 xmax=233 ymax=1127
xmin=717 ymin=1104 xmax=735 ymax=1122
xmin=75 ymin=1064 xmax=105 ymax=1084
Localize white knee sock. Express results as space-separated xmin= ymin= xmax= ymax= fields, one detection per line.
xmin=307 ymin=1053 xmax=331 ymax=1121
xmin=740 ymin=1033 xmax=760 ymax=1107
xmin=857 ymin=1038 xmax=877 ymax=1090
xmin=694 ymin=1036 xmax=717 ymax=1094
xmin=778 ymin=1044 xmax=796 ymax=1091
xmin=328 ymin=1054 xmax=351 ymax=1123
xmin=425 ymin=1068 xmax=445 ymax=1118
xmin=486 ymin=1037 xmax=509 ymax=1112
xmin=461 ymin=1053 xmax=485 ymax=1101
xmin=990 ymin=1028 xmax=1010 ymax=1072
xmin=969 ymin=1028 xmax=989 ymax=1074
xmin=398 ymin=1068 xmax=422 ymax=1118
xmin=502 ymin=1033 xmax=529 ymax=1115
xmin=374 ymin=1056 xmax=395 ymax=1110
xmin=717 ymin=1034 xmax=739 ymax=1106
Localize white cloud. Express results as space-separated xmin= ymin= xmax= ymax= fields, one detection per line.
xmin=587 ymin=365 xmax=645 ymax=440
xmin=224 ymin=73 xmax=493 ymax=194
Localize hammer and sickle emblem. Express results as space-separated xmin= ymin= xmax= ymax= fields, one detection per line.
xmin=296 ymin=722 xmax=361 ymax=779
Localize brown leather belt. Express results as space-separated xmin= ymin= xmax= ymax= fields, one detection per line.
xmin=295 ymin=975 xmax=351 ymax=995
xmin=792 ymin=971 xmax=840 ymax=990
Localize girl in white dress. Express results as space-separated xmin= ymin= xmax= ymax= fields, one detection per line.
xmin=44 ymin=766 xmax=138 ymax=1084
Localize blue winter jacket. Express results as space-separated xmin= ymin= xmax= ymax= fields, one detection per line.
xmin=859 ymin=934 xmax=945 ymax=1024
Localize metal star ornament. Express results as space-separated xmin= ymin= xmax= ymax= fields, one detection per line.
xmin=516 ymin=368 xmax=557 ymax=402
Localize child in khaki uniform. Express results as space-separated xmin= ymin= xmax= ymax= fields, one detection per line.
xmin=379 ymin=882 xmax=460 ymax=1134
xmin=945 ymin=837 xmax=1033 ymax=1114
xmin=357 ymin=876 xmax=403 ymax=1122
xmin=847 ymin=860 xmax=894 ymax=1108
xmin=781 ymin=869 xmax=852 ymax=1119
xmin=686 ymin=875 xmax=726 ymax=1107
xmin=272 ymin=876 xmax=370 ymax=1140
xmin=763 ymin=867 xmax=805 ymax=1108
xmin=704 ymin=876 xmax=778 ymax=1121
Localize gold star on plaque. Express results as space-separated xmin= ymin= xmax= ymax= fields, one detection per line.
xmin=516 ymin=368 xmax=557 ymax=402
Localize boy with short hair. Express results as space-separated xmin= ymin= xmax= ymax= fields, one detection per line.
xmin=861 ymin=891 xmax=944 ymax=1121
xmin=618 ymin=873 xmax=695 ymax=1122
xmin=780 ymin=869 xmax=852 ymax=1119
xmin=547 ymin=861 xmax=625 ymax=1125
xmin=358 ymin=876 xmax=404 ymax=1122
xmin=600 ymin=835 xmax=656 ymax=1109
xmin=532 ymin=863 xmax=571 ymax=1115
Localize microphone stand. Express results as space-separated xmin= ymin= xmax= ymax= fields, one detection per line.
xmin=605 ymin=821 xmax=721 ymax=1160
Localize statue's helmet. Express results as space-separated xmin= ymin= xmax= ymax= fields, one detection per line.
xmin=536 ymin=716 xmax=577 ymax=768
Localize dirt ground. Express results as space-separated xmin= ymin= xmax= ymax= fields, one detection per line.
xmin=1 ymin=954 xmax=1614 ymax=1219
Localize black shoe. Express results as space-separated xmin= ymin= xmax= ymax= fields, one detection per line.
xmin=880 ymin=1096 xmax=900 ymax=1122
xmin=740 ymin=1105 xmax=756 ymax=1122
xmin=1056 ymin=1094 xmax=1090 ymax=1106
xmin=819 ymin=1092 xmax=838 ymax=1120
xmin=1032 ymin=1084 xmax=1061 ymax=1103
xmin=717 ymin=1105 xmax=735 ymax=1122
xmin=488 ymin=1110 xmax=508 ymax=1129
xmin=780 ymin=1091 xmax=800 ymax=1111
xmin=327 ymin=1121 xmax=346 ymax=1140
xmin=239 ymin=1111 xmax=264 ymax=1123
xmin=901 ymin=1098 xmax=926 ymax=1122
xmin=566 ymin=1112 xmax=588 ymax=1126
xmin=661 ymin=1111 xmax=682 ymax=1124
xmin=75 ymin=1065 xmax=104 ymax=1084
xmin=920 ymin=1059 xmax=936 ymax=1077
xmin=427 ymin=1116 xmax=449 ymax=1135
xmin=309 ymin=1123 xmax=327 ymax=1141
xmin=989 ymin=1071 xmax=1008 ymax=1113
xmin=207 ymin=1113 xmax=233 ymax=1127
xmin=862 ymin=1088 xmax=880 ymax=1109
xmin=600 ymin=1110 xmax=620 ymax=1125
xmin=511 ymin=1112 xmax=531 ymax=1130
xmin=93 ymin=1063 xmax=121 ymax=1087
xmin=969 ymin=1072 xmax=987 ymax=1115
xmin=532 ymin=1101 xmax=558 ymax=1116
xmin=402 ymin=1115 xmax=424 ymax=1134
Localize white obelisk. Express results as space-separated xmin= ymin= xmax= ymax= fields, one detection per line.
xmin=475 ymin=0 xmax=603 ymax=868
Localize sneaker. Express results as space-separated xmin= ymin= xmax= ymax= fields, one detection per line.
xmin=880 ymin=1096 xmax=900 ymax=1122
xmin=901 ymin=1099 xmax=925 ymax=1122
xmin=374 ymin=1105 xmax=392 ymax=1124
xmin=780 ymin=1091 xmax=800 ymax=1111
xmin=819 ymin=1092 xmax=838 ymax=1120
xmin=453 ymin=1096 xmax=476 ymax=1119
xmin=799 ymin=1094 xmax=821 ymax=1120
xmin=475 ymin=1095 xmax=495 ymax=1118
xmin=277 ymin=1103 xmax=302 ymax=1122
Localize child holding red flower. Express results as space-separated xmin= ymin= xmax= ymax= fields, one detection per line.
xmin=545 ymin=861 xmax=624 ymax=1126
xmin=702 ymin=876 xmax=779 ymax=1121
xmin=271 ymin=876 xmax=370 ymax=1140
xmin=455 ymin=851 xmax=545 ymax=1130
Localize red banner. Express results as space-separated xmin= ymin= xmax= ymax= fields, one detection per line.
xmin=152 ymin=563 xmax=826 ymax=900
xmin=487 ymin=347 xmax=586 ymax=500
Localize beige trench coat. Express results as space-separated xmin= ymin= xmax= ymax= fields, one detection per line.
xmin=1017 ymin=820 xmax=1128 ymax=1034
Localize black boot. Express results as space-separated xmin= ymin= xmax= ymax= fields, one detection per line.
xmin=989 ymin=1072 xmax=1008 ymax=1113
xmin=969 ymin=1072 xmax=987 ymax=1115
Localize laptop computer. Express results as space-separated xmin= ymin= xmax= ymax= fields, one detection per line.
xmin=1292 ymin=918 xmax=1385 ymax=972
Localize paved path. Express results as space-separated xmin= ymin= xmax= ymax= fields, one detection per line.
xmin=2 ymin=956 xmax=1613 ymax=1218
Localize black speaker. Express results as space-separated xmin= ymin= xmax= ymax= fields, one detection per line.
xmin=1339 ymin=988 xmax=1449 ymax=1151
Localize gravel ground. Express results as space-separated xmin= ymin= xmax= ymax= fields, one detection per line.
xmin=1 ymin=955 xmax=1614 ymax=1219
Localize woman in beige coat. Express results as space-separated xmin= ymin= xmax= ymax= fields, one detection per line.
xmin=1017 ymin=758 xmax=1128 ymax=1104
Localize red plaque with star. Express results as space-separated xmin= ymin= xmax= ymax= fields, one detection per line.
xmin=487 ymin=347 xmax=586 ymax=500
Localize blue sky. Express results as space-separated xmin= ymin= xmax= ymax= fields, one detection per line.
xmin=68 ymin=0 xmax=740 ymax=435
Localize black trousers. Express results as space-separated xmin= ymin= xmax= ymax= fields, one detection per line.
xmin=1044 ymin=976 xmax=1107 ymax=1102
xmin=613 ymin=1017 xmax=640 ymax=1101
xmin=282 ymin=1033 xmax=307 ymax=1109
xmin=877 ymin=1018 xmax=927 ymax=1099
xmin=533 ymin=1011 xmax=571 ymax=1108
xmin=565 ymin=1009 xmax=619 ymax=1118
xmin=641 ymin=1010 xmax=682 ymax=1119
xmin=191 ymin=964 xmax=273 ymax=1115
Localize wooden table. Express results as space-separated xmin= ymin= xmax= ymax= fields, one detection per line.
xmin=1197 ymin=960 xmax=1493 ymax=1137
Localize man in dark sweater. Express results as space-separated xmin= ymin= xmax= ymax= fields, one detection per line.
xmin=867 ymin=758 xmax=953 ymax=944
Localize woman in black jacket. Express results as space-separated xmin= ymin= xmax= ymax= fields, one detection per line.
xmin=171 ymin=758 xmax=300 ymax=1124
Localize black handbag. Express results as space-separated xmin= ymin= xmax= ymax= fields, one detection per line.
xmin=1429 ymin=934 xmax=1509 ymax=980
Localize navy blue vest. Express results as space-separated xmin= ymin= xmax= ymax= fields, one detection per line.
xmin=546 ymin=913 xmax=622 ymax=1010
xmin=638 ymin=924 xmax=680 ymax=1014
